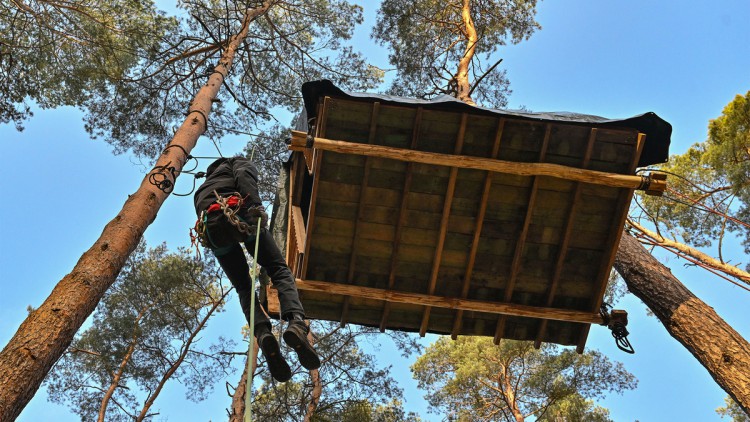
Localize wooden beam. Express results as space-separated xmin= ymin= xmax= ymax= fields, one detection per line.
xmin=342 ymin=102 xmax=380 ymax=327
xmin=494 ymin=124 xmax=552 ymax=344
xmin=303 ymin=101 xmax=325 ymax=174
xmin=576 ymin=132 xmax=648 ymax=353
xmin=534 ymin=128 xmax=597 ymax=348
xmin=295 ymin=279 xmax=604 ymax=325
xmin=347 ymin=102 xmax=380 ymax=282
xmin=289 ymin=131 xmax=665 ymax=193
xmin=380 ymin=108 xmax=423 ymax=332
xmin=286 ymin=156 xmax=299 ymax=268
xmin=339 ymin=296 xmax=351 ymax=328
xmin=451 ymin=117 xmax=505 ymax=339
xmin=420 ymin=113 xmax=468 ymax=336
xmin=300 ymin=119 xmax=327 ymax=279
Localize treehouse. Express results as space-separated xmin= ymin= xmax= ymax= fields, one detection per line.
xmin=269 ymin=80 xmax=671 ymax=352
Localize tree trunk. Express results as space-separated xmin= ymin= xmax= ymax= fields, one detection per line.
xmin=228 ymin=341 xmax=259 ymax=422
xmin=136 ymin=291 xmax=228 ymax=421
xmin=614 ymin=232 xmax=750 ymax=415
xmin=628 ymin=219 xmax=750 ymax=286
xmin=303 ymin=330 xmax=322 ymax=422
xmin=98 ymin=305 xmax=149 ymax=422
xmin=499 ymin=365 xmax=524 ymax=422
xmin=0 ymin=4 xmax=271 ymax=421
xmin=455 ymin=0 xmax=478 ymax=106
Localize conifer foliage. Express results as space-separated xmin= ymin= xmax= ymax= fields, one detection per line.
xmin=46 ymin=243 xmax=233 ymax=421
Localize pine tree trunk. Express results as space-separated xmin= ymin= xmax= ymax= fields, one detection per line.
xmin=0 ymin=4 xmax=271 ymax=421
xmin=455 ymin=0 xmax=478 ymax=106
xmin=303 ymin=330 xmax=322 ymax=422
xmin=98 ymin=305 xmax=149 ymax=422
xmin=614 ymin=233 xmax=750 ymax=415
xmin=228 ymin=342 xmax=258 ymax=422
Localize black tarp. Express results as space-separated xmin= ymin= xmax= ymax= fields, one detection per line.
xmin=300 ymin=79 xmax=671 ymax=167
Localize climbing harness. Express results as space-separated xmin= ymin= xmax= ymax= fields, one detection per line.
xmin=190 ymin=191 xmax=268 ymax=254
xmin=600 ymin=303 xmax=635 ymax=354
xmin=215 ymin=195 xmax=268 ymax=238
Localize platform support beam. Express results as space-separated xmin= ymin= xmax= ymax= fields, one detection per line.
xmin=295 ymin=279 xmax=605 ymax=325
xmin=288 ymin=130 xmax=666 ymax=194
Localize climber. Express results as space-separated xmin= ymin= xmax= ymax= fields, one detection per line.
xmin=193 ymin=156 xmax=320 ymax=382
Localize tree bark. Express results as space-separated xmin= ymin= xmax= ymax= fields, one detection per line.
xmin=228 ymin=341 xmax=259 ymax=422
xmin=303 ymin=330 xmax=322 ymax=422
xmin=628 ymin=219 xmax=750 ymax=286
xmin=498 ymin=364 xmax=524 ymax=422
xmin=455 ymin=0 xmax=478 ymax=106
xmin=614 ymin=233 xmax=750 ymax=415
xmin=0 ymin=4 xmax=272 ymax=421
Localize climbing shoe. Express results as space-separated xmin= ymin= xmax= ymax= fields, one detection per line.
xmin=282 ymin=319 xmax=321 ymax=370
xmin=257 ymin=330 xmax=291 ymax=382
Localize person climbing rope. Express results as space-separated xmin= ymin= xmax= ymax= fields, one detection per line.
xmin=193 ymin=156 xmax=320 ymax=382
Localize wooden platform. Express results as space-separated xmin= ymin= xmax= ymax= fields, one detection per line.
xmin=270 ymin=93 xmax=664 ymax=351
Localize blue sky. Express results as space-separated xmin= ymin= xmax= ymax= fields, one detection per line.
xmin=1 ymin=0 xmax=749 ymax=420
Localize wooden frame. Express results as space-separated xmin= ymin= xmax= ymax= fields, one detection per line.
xmin=281 ymin=96 xmax=660 ymax=349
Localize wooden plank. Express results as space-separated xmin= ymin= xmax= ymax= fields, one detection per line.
xmin=292 ymin=205 xmax=305 ymax=254
xmin=341 ymin=102 xmax=380 ymax=327
xmin=340 ymin=296 xmax=351 ymax=328
xmin=420 ymin=113 xmax=468 ymax=336
xmin=295 ymin=279 xmax=604 ymax=325
xmin=494 ymin=124 xmax=552 ymax=344
xmin=304 ymin=100 xmax=325 ymax=173
xmin=292 ymin=151 xmax=305 ymax=206
xmin=289 ymin=131 xmax=665 ymax=194
xmin=301 ymin=150 xmax=323 ymax=279
xmin=288 ymin=205 xmax=305 ymax=278
xmin=380 ymin=107 xmax=423 ymax=332
xmin=575 ymin=132 xmax=647 ymax=353
xmin=451 ymin=117 xmax=505 ymax=339
xmin=534 ymin=128 xmax=597 ymax=348
xmin=286 ymin=155 xmax=299 ymax=269
xmin=300 ymin=107 xmax=329 ymax=279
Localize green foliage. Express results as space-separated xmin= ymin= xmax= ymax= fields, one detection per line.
xmin=537 ymin=394 xmax=612 ymax=422
xmin=82 ymin=0 xmax=384 ymax=160
xmin=250 ymin=322 xmax=423 ymax=421
xmin=717 ymin=396 xmax=750 ymax=422
xmin=0 ymin=0 xmax=176 ymax=130
xmin=636 ymin=92 xmax=750 ymax=259
xmin=707 ymin=92 xmax=750 ymax=195
xmin=46 ymin=242 xmax=234 ymax=420
xmin=3 ymin=1 xmax=383 ymax=164
xmin=311 ymin=399 xmax=423 ymax=422
xmin=411 ymin=337 xmax=636 ymax=421
xmin=372 ymin=0 xmax=540 ymax=107
xmin=243 ymin=123 xmax=293 ymax=203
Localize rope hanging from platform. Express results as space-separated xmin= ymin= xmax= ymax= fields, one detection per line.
xmin=600 ymin=303 xmax=635 ymax=354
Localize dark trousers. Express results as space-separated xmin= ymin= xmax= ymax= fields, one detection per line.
xmin=212 ymin=228 xmax=305 ymax=331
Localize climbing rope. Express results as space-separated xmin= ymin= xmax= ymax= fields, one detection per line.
xmin=245 ymin=218 xmax=262 ymax=422
xmin=600 ymin=303 xmax=635 ymax=354
xmin=148 ymin=144 xmax=202 ymax=196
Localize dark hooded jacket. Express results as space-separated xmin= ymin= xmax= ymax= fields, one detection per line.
xmin=193 ymin=157 xmax=262 ymax=216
